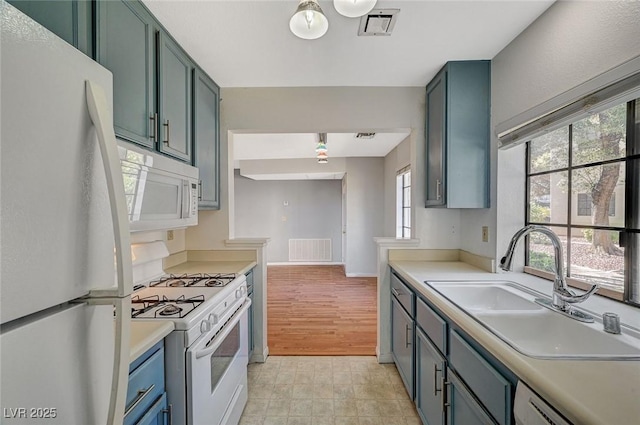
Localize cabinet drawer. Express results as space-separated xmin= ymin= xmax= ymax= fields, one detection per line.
xmin=391 ymin=272 xmax=415 ymax=316
xmin=449 ymin=330 xmax=511 ymax=425
xmin=125 ymin=347 xmax=165 ymax=425
xmin=416 ymin=297 xmax=447 ymax=354
xmin=134 ymin=392 xmax=168 ymax=425
xmin=447 ymin=368 xmax=495 ymax=425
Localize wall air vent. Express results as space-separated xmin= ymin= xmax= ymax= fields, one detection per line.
xmin=358 ymin=9 xmax=400 ymax=36
xmin=355 ymin=132 xmax=376 ymax=139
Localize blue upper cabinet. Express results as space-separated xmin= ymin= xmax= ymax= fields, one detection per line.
xmin=96 ymin=1 xmax=194 ymax=163
xmin=8 ymin=0 xmax=93 ymax=57
xmin=425 ymin=61 xmax=491 ymax=208
xmin=157 ymin=31 xmax=193 ymax=162
xmin=96 ymin=0 xmax=156 ymax=149
xmin=192 ymin=67 xmax=221 ymax=210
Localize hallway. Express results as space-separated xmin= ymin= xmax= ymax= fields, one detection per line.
xmin=267 ymin=265 xmax=377 ymax=356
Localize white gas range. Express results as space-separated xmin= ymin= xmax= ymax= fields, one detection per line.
xmin=131 ymin=243 xmax=250 ymax=425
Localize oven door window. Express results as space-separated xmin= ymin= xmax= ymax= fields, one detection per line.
xmin=210 ymin=321 xmax=240 ymax=392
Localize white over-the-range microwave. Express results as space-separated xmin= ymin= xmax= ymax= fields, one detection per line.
xmin=118 ymin=140 xmax=199 ymax=232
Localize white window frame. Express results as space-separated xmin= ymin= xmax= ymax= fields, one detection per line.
xmin=396 ymin=166 xmax=411 ymax=239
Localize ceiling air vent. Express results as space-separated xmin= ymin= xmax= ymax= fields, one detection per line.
xmin=355 ymin=132 xmax=376 ymax=139
xmin=358 ymin=9 xmax=399 ymax=36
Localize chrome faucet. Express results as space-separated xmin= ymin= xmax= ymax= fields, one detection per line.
xmin=500 ymin=225 xmax=598 ymax=322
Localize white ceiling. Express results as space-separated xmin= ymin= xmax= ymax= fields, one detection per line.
xmin=233 ymin=131 xmax=410 ymax=161
xmin=142 ymin=0 xmax=555 ymax=88
xmin=141 ymin=0 xmax=554 ymax=179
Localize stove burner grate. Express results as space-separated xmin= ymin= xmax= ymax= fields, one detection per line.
xmin=149 ymin=273 xmax=237 ymax=287
xmin=131 ymin=294 xmax=161 ymax=318
xmin=131 ymin=294 xmax=206 ymax=319
xmin=159 ymin=304 xmax=182 ymax=316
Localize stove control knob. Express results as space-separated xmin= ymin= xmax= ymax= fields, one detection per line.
xmin=235 ymin=289 xmax=243 ymax=299
xmin=208 ymin=313 xmax=218 ymax=325
xmin=200 ymin=320 xmax=210 ymax=333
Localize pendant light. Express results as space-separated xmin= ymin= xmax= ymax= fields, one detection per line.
xmin=334 ymin=0 xmax=377 ymax=18
xmin=289 ymin=0 xmax=329 ymax=40
xmin=316 ymin=133 xmax=328 ymax=163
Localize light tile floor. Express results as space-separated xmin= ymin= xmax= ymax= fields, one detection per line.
xmin=240 ymin=356 xmax=422 ymax=425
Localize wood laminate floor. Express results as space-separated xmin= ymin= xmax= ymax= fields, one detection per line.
xmin=267 ymin=265 xmax=377 ymax=356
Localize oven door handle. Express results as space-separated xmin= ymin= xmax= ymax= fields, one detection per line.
xmin=195 ymin=299 xmax=251 ymax=359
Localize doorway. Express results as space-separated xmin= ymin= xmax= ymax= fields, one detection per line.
xmin=266 ymin=265 xmax=377 ymax=355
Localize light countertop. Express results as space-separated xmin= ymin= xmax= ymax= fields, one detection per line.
xmin=165 ymin=260 xmax=257 ymax=276
xmin=129 ymin=321 xmax=174 ymax=364
xmin=388 ymin=260 xmax=640 ymax=425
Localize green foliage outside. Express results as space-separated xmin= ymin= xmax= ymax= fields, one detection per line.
xmin=529 ymin=203 xmax=550 ymax=223
xmin=582 ymin=228 xmax=619 ymax=245
xmin=529 ymin=251 xmax=555 ymax=273
xmin=528 ymin=103 xmax=626 ymax=255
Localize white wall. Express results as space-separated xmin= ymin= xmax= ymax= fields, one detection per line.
xmin=459 ymin=0 xmax=640 ymax=266
xmin=344 ymin=157 xmax=385 ymax=276
xmin=189 ymin=87 xmax=420 ymax=250
xmin=234 ymin=173 xmax=343 ymax=263
xmin=383 ymin=136 xmax=411 ymax=237
xmin=187 ymin=86 xmax=465 ymax=260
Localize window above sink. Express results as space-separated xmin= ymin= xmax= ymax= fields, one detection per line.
xmin=524 ymin=98 xmax=640 ymax=306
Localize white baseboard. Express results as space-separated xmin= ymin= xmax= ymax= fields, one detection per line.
xmin=267 ymin=262 xmax=344 ymax=266
xmin=345 ymin=272 xmax=377 ymax=278
xmin=250 ymin=346 xmax=270 ymax=364
xmin=376 ymin=352 xmax=394 ymax=364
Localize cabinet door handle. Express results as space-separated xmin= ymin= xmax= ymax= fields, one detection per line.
xmin=163 ymin=120 xmax=170 ymax=146
xmin=442 ymin=379 xmax=450 ymax=412
xmin=436 ymin=179 xmax=442 ymax=200
xmin=391 ymin=287 xmax=400 ymax=297
xmin=198 ymin=180 xmax=203 ymax=200
xmin=162 ymin=403 xmax=173 ymax=425
xmin=405 ymin=324 xmax=412 ymax=348
xmin=150 ymin=113 xmax=158 ymax=142
xmin=124 ymin=384 xmax=155 ymax=417
xmin=433 ymin=364 xmax=443 ymax=396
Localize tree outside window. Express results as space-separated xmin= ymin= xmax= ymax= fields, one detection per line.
xmin=526 ymin=101 xmax=635 ymax=298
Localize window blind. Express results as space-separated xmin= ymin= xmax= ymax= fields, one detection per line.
xmin=498 ymin=55 xmax=640 ymax=149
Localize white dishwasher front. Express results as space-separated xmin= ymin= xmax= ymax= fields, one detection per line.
xmin=514 ymin=382 xmax=572 ymax=425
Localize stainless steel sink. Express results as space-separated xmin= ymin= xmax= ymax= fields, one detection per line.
xmin=427 ymin=280 xmax=640 ymax=360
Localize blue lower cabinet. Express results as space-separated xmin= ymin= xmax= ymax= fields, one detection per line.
xmin=246 ymin=269 xmax=255 ymax=358
xmin=391 ymin=296 xmax=414 ymax=399
xmin=416 ymin=328 xmax=446 ymax=425
xmin=448 ymin=330 xmax=511 ymax=425
xmin=135 ymin=393 xmax=170 ymax=425
xmin=390 ymin=267 xmax=516 ymax=425
xmin=125 ymin=342 xmax=168 ymax=425
xmin=447 ymin=369 xmax=495 ymax=425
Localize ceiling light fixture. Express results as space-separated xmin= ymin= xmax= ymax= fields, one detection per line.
xmin=316 ymin=133 xmax=328 ymax=163
xmin=334 ymin=0 xmax=377 ymax=18
xmin=289 ymin=0 xmax=329 ymax=40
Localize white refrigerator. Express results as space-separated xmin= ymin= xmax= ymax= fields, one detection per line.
xmin=1 ymin=2 xmax=133 ymax=424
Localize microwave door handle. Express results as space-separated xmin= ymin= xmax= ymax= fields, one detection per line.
xmin=183 ymin=180 xmax=190 ymax=218
xmin=85 ymin=81 xmax=133 ymax=297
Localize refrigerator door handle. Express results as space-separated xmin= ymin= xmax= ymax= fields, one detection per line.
xmin=85 ymin=80 xmax=133 ymax=298
xmin=84 ymin=296 xmax=132 ymax=425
